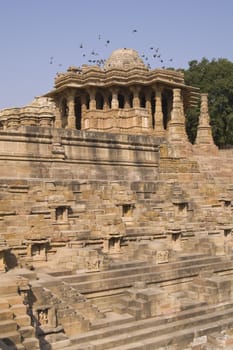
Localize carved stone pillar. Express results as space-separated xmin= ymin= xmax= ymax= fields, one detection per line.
xmin=145 ymin=91 xmax=152 ymax=111
xmin=111 ymin=88 xmax=119 ymax=109
xmin=167 ymin=88 xmax=191 ymax=153
xmin=103 ymin=94 xmax=110 ymax=110
xmin=88 ymin=88 xmax=96 ymax=110
xmin=67 ymin=91 xmax=76 ymax=129
xmin=198 ymin=93 xmax=210 ymax=127
xmin=54 ymin=98 xmax=62 ymax=128
xmin=132 ymin=86 xmax=140 ymax=108
xmin=194 ymin=93 xmax=218 ymax=153
xmin=80 ymin=94 xmax=87 ymax=113
xmin=145 ymin=91 xmax=153 ymax=128
xmin=154 ymin=86 xmax=165 ymax=136
xmin=125 ymin=94 xmax=131 ymax=108
xmin=170 ymin=89 xmax=184 ymax=124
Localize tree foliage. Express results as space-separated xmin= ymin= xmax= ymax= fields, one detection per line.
xmin=184 ymin=58 xmax=233 ymax=146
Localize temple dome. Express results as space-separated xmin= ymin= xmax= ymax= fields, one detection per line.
xmin=104 ymin=48 xmax=146 ymax=70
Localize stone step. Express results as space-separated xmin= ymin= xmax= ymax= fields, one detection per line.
xmin=69 ymin=301 xmax=233 ymax=347
xmin=75 ymin=305 xmax=233 ymax=349
xmin=0 ymin=330 xmax=22 ymax=346
xmin=120 ymin=296 xmax=135 ymax=307
xmin=91 ymin=312 xmax=134 ymax=331
xmin=177 ymin=253 xmax=209 ymax=261
xmin=106 ymin=315 xmax=233 ymax=350
xmin=10 ymin=304 xmax=27 ymax=316
xmin=112 ymin=303 xmax=127 ymax=314
xmin=0 ymin=283 xmax=18 ymax=296
xmin=0 ymin=320 xmax=17 ymax=334
xmin=15 ymin=314 xmax=31 ymax=327
xmin=61 ymin=254 xmax=227 ymax=286
xmin=7 ymin=295 xmax=24 ymax=306
xmin=126 ymin=306 xmax=141 ymax=319
xmin=44 ymin=332 xmax=71 ymax=350
xmin=23 ymin=337 xmax=40 ymax=350
xmin=67 ymin=310 xmax=233 ymax=350
xmin=0 ymin=298 xmax=9 ymax=309
xmin=178 ymin=298 xmax=207 ymax=311
xmin=101 ymin=328 xmax=195 ymax=350
xmin=106 ymin=260 xmax=146 ymax=270
xmin=68 ymin=259 xmax=233 ymax=294
xmin=0 ymin=341 xmax=25 ymax=350
xmin=0 ymin=309 xmax=13 ymax=322
xmin=19 ymin=325 xmax=35 ymax=338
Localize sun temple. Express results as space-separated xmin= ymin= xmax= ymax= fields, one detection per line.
xmin=0 ymin=48 xmax=232 ymax=350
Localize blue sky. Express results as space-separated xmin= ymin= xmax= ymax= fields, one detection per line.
xmin=0 ymin=0 xmax=233 ymax=110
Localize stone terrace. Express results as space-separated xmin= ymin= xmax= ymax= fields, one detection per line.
xmin=0 ymin=48 xmax=232 ymax=349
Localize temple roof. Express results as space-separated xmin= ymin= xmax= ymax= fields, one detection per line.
xmin=44 ymin=48 xmax=200 ymax=107
xmin=104 ymin=48 xmax=146 ymax=70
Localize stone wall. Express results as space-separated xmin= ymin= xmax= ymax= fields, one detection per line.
xmin=0 ymin=127 xmax=160 ymax=181
xmin=0 ymin=123 xmax=231 ymax=273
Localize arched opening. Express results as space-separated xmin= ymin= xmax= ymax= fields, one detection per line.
xmin=139 ymin=92 xmax=146 ymax=108
xmin=118 ymin=93 xmax=125 ymax=109
xmin=61 ymin=98 xmax=68 ymax=128
xmin=96 ymin=92 xmax=104 ymax=110
xmin=122 ymin=204 xmax=134 ymax=217
xmin=75 ymin=96 xmax=82 ymax=130
xmin=55 ymin=206 xmax=68 ymax=222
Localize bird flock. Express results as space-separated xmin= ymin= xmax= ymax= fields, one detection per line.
xmin=48 ymin=29 xmax=174 ymax=71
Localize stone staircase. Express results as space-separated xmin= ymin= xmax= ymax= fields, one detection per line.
xmin=34 ymin=251 xmax=233 ymax=349
xmin=56 ymin=253 xmax=233 ymax=296
xmin=42 ymin=279 xmax=106 ymax=323
xmin=0 ymin=279 xmax=39 ymax=350
xmin=31 ymin=283 xmax=89 ymax=338
xmin=62 ymin=301 xmax=233 ymax=350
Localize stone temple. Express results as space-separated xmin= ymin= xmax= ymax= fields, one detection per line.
xmin=0 ymin=48 xmax=232 ymax=349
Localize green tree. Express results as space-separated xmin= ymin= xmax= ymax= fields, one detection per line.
xmin=184 ymin=58 xmax=233 ymax=146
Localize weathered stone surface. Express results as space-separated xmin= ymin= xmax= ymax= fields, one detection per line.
xmin=0 ymin=48 xmax=232 ymax=349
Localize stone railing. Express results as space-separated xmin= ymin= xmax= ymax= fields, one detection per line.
xmin=82 ymin=107 xmax=152 ymax=134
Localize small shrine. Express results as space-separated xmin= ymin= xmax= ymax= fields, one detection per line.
xmin=45 ymin=48 xmax=199 ymax=138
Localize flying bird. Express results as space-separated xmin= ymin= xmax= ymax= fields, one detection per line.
xmin=132 ymin=29 xmax=137 ymax=33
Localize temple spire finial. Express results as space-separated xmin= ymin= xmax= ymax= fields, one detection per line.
xmin=194 ymin=93 xmax=218 ymax=154
xmin=195 ymin=94 xmax=216 ymax=144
